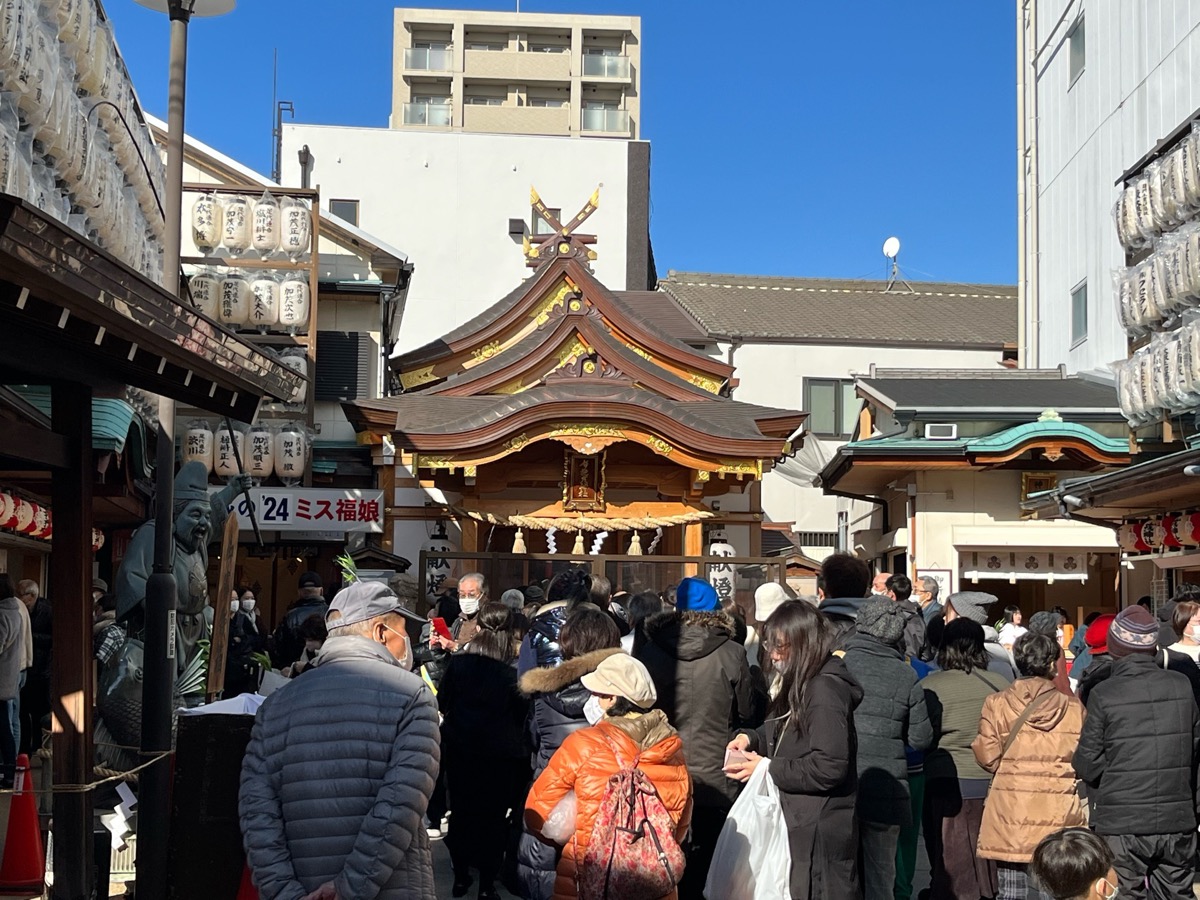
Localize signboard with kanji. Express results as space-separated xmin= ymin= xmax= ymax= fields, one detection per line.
xmin=212 ymin=488 xmax=385 ymax=533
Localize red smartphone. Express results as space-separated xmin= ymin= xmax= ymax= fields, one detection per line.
xmin=431 ymin=617 xmax=454 ymax=641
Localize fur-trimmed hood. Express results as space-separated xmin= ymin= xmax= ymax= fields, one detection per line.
xmin=643 ymin=608 xmax=735 ymax=662
xmin=519 ymin=647 xmax=625 ymax=696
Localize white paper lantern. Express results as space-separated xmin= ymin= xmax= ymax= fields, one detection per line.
xmin=219 ymin=275 xmax=250 ymax=328
xmin=423 ymin=525 xmax=459 ymax=601
xmin=278 ymin=352 xmax=308 ymax=405
xmin=249 ymin=275 xmax=280 ymax=331
xmin=222 ymin=195 xmax=252 ymax=253
xmin=214 ymin=424 xmax=245 ymax=478
xmin=281 ymin=197 xmax=311 ymax=258
xmin=252 ymin=193 xmax=281 ymax=256
xmin=190 ymin=270 xmax=221 ymax=319
xmin=273 ymin=424 xmax=307 ymax=485
xmin=279 ymin=277 xmax=310 ymax=332
xmin=182 ymin=419 xmax=214 ymax=474
xmin=247 ymin=424 xmax=275 ymax=481
xmin=191 ymin=194 xmax=222 ymax=254
xmin=707 ymin=538 xmax=737 ymax=604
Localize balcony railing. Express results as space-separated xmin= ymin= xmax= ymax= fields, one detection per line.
xmin=581 ymin=108 xmax=630 ymax=133
xmin=404 ymin=47 xmax=453 ymax=71
xmin=581 ymin=54 xmax=630 ymax=79
xmin=403 ymin=102 xmax=452 ymax=126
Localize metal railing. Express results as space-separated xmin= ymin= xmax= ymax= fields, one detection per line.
xmin=581 ymin=108 xmax=629 ymax=133
xmin=404 ymin=47 xmax=453 ymax=71
xmin=582 ymin=54 xmax=630 ymax=78
xmin=403 ymin=102 xmax=452 ymax=126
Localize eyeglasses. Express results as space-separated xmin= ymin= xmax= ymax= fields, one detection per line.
xmin=458 ymin=591 xmax=481 ymax=600
xmin=765 ymin=641 xmax=790 ymax=654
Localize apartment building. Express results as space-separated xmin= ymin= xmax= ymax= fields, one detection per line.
xmin=392 ymin=7 xmax=641 ymax=139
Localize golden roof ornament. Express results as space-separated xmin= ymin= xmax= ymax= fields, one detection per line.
xmin=526 ymin=186 xmax=602 ymax=268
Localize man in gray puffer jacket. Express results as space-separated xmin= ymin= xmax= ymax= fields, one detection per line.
xmin=240 ymin=581 xmax=440 ymax=900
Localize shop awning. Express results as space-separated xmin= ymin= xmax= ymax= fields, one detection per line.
xmin=1024 ymin=447 xmax=1200 ymax=521
xmin=960 ymin=549 xmax=1094 ymax=583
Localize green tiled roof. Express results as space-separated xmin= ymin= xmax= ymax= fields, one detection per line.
xmin=13 ymin=386 xmax=137 ymax=452
xmin=843 ymin=420 xmax=1126 ymax=457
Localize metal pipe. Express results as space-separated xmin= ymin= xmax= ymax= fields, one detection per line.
xmin=1016 ymin=0 xmax=1028 ymax=368
xmin=138 ymin=7 xmax=189 ymax=896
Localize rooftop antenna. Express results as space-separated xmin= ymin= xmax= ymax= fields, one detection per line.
xmin=882 ymin=236 xmax=913 ymax=293
xmin=271 ymin=48 xmax=294 ymax=183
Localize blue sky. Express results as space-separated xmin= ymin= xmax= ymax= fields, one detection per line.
xmin=106 ymin=1 xmax=1016 ymax=285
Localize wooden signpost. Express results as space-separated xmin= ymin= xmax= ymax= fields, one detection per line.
xmin=206 ymin=510 xmax=240 ymax=701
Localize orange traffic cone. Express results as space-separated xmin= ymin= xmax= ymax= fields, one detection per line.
xmin=237 ymin=861 xmax=259 ymax=900
xmin=0 ymin=754 xmax=45 ymax=895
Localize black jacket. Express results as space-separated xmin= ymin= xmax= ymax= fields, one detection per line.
xmin=1159 ymin=601 xmax=1180 ymax=653
xmin=1077 ymin=649 xmax=1200 ymax=712
xmin=28 ymin=598 xmax=52 ymax=680
xmin=1073 ymin=653 xmax=1200 ymax=836
xmin=895 ymin=599 xmax=932 ymax=662
xmin=517 ymin=602 xmax=570 ymax=676
xmin=225 ymin=612 xmax=265 ymax=696
xmin=840 ymin=634 xmax=934 ymax=826
xmin=819 ymin=596 xmax=871 ymax=650
xmin=637 ymin=609 xmax=759 ymax=809
xmin=744 ymin=655 xmax=863 ymax=900
xmin=516 ymin=647 xmax=624 ymax=900
xmin=438 ymin=652 xmax=528 ymax=761
xmin=269 ymin=596 xmax=328 ymax=668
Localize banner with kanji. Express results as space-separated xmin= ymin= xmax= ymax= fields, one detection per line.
xmin=214 ymin=488 xmax=385 ymax=533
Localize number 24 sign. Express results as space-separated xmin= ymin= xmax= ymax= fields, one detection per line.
xmin=220 ymin=488 xmax=385 ymax=533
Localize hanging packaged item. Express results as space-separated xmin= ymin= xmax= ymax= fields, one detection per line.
xmin=252 ymin=191 xmax=280 ymax=256
xmin=279 ymin=276 xmax=311 ymax=333
xmin=280 ymin=197 xmax=311 ymax=258
xmin=222 ymin=195 xmax=252 ymax=254
xmin=219 ymin=274 xmax=251 ymax=328
xmin=191 ymin=193 xmax=223 ymax=254
xmin=249 ymin=272 xmax=280 ymax=332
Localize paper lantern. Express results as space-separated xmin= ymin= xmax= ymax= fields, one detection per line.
xmin=191 ymin=193 xmax=222 ymax=253
xmin=189 ymin=270 xmax=221 ymax=320
xmin=423 ymin=525 xmax=458 ymax=601
xmin=277 ymin=352 xmax=308 ymax=405
xmin=247 ymin=424 xmax=275 ymax=481
xmin=182 ymin=419 xmax=214 ymax=474
xmin=219 ymin=275 xmax=251 ymax=328
xmin=1119 ymin=523 xmax=1149 ymax=553
xmin=279 ymin=278 xmax=310 ymax=332
xmin=1141 ymin=518 xmax=1165 ymax=550
xmin=1176 ymin=513 xmax=1200 ymax=547
xmin=1162 ymin=514 xmax=1183 ymax=549
xmin=222 ymin=195 xmax=252 ymax=253
xmin=30 ymin=506 xmax=51 ymax=539
xmin=214 ymin=424 xmax=245 ymax=478
xmin=17 ymin=501 xmax=39 ymax=535
xmin=707 ymin=538 xmax=737 ymax=604
xmin=281 ymin=197 xmax=311 ymax=258
xmin=249 ymin=276 xmax=279 ymax=332
xmin=92 ymin=528 xmax=105 ymax=552
xmin=252 ymin=193 xmax=280 ymax=256
xmin=0 ymin=493 xmax=15 ymax=529
xmin=273 ymin=424 xmax=308 ymax=485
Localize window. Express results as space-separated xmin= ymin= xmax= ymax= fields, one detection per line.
xmin=1071 ymin=280 xmax=1088 ymax=345
xmin=466 ymin=97 xmax=503 ymax=106
xmin=529 ymin=98 xmax=567 ymax=108
xmin=466 ymin=42 xmax=503 ymax=51
xmin=529 ymin=41 xmax=567 ymax=53
xmin=803 ymin=378 xmax=861 ymax=439
xmin=1069 ymin=16 xmax=1085 ymax=85
xmin=532 ymin=206 xmax=561 ymax=236
xmin=329 ymin=199 xmax=359 ymax=226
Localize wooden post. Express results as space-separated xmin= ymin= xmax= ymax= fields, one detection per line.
xmin=683 ymin=522 xmax=703 ymax=577
xmin=206 ymin=512 xmax=240 ymax=701
xmin=749 ymin=481 xmax=763 ymax=557
xmin=460 ymin=518 xmax=480 ymax=554
xmin=50 ymin=381 xmax=94 ymax=900
xmin=379 ymin=464 xmax=396 ymax=553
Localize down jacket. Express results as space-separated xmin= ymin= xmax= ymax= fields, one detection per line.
xmin=636 ymin=609 xmax=757 ymax=809
xmin=1073 ymin=653 xmax=1200 ymax=837
xmin=972 ymin=677 xmax=1087 ymax=862
xmin=516 ymin=647 xmax=625 ymax=900
xmin=840 ymin=633 xmax=933 ymax=826
xmin=525 ymin=710 xmax=693 ymax=900
xmin=239 ymin=636 xmax=440 ymax=900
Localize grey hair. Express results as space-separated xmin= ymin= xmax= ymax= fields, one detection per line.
xmin=325 ymin=609 xmax=404 ymax=641
xmin=16 ymin=579 xmax=38 ymax=598
xmin=918 ymin=576 xmax=939 ymax=602
xmin=461 ymin=572 xmax=487 ymax=596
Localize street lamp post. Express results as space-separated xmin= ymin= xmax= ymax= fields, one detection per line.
xmin=130 ymin=1 xmax=234 ymax=895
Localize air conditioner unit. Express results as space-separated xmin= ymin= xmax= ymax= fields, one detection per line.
xmin=924 ymin=423 xmax=958 ymax=441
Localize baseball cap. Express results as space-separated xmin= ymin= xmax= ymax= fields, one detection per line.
xmin=92 ymin=578 xmax=108 ymax=594
xmin=299 ymin=571 xmax=322 ymax=589
xmin=581 ymin=654 xmax=658 ymax=709
xmin=326 ymin=581 xmax=423 ymax=628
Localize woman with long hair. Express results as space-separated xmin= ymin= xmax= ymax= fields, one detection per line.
xmin=439 ymin=603 xmax=530 ymax=899
xmin=998 ymin=605 xmax=1028 ymax=651
xmin=724 ymin=600 xmax=863 ymax=900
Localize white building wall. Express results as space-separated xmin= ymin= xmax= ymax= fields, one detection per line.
xmin=721 ymin=341 xmax=1004 ymax=553
xmin=1031 ymin=0 xmax=1200 ymax=373
xmin=280 ymin=124 xmax=639 ymax=352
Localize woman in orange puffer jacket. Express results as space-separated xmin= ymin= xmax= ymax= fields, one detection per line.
xmin=525 ymin=654 xmax=693 ymax=900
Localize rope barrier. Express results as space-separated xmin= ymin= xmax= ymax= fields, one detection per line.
xmin=0 ymin=748 xmax=173 ymax=797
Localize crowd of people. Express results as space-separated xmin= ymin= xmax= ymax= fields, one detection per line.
xmin=235 ymin=557 xmax=1200 ymax=900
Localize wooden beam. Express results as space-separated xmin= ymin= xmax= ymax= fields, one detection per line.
xmin=684 ymin=522 xmax=703 ymax=577
xmin=749 ymin=481 xmax=763 ymax=557
xmin=0 ymin=419 xmax=69 ymax=469
xmin=379 ymin=465 xmax=396 ymax=553
xmin=49 ymin=381 xmax=93 ymax=900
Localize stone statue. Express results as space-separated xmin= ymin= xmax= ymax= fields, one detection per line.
xmin=115 ymin=460 xmax=249 ymax=675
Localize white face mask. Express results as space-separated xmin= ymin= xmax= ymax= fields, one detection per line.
xmin=242 ymin=598 xmax=256 ymax=612
xmin=583 ymin=695 xmax=606 ymax=725
xmin=383 ymin=624 xmax=414 ymax=671
xmin=459 ymin=598 xmax=480 ymax=616
xmin=229 ymin=600 xmax=240 ymax=614
xmin=1188 ymin=623 xmax=1200 ymax=642
xmin=1098 ymin=878 xmax=1118 ymax=900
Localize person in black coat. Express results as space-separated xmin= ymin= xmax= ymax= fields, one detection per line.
xmin=726 ymin=599 xmax=863 ymax=900
xmin=817 ymin=552 xmax=873 ymax=649
xmin=268 ymin=571 xmax=327 ymax=668
xmin=885 ymin=574 xmax=931 ymax=662
xmin=439 ymin=603 xmax=530 ymax=900
xmin=1073 ymin=605 xmax=1200 ymax=899
xmin=636 ymin=577 xmax=758 ymax=900
xmin=516 ymin=567 xmax=592 ymax=676
xmin=515 ymin=606 xmax=622 ymax=900
xmin=840 ymin=600 xmax=933 ymax=900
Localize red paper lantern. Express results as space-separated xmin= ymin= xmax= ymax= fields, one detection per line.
xmin=14 ymin=500 xmax=35 ymax=534
xmin=1163 ymin=514 xmax=1183 ymax=548
xmin=92 ymin=529 xmax=104 ymax=552
xmin=0 ymin=493 xmax=16 ymax=529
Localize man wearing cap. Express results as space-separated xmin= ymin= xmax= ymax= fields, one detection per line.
xmin=1074 ymin=604 xmax=1200 ymax=899
xmin=636 ymin=575 xmax=755 ymax=900
xmin=270 ymin=571 xmax=329 ymax=669
xmin=942 ymin=591 xmax=1016 ymax=682
xmin=241 ymin=580 xmax=439 ymax=900
xmin=114 ymin=459 xmax=248 ymax=674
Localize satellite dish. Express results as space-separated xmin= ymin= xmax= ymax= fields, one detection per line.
xmin=882 ymin=237 xmax=901 ymax=259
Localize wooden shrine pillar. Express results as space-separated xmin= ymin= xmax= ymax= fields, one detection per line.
xmin=749 ymin=481 xmax=763 ymax=557
xmin=461 ymin=517 xmax=480 ymax=554
xmin=379 ymin=464 xmax=396 ymax=553
xmin=684 ymin=521 xmax=703 ymax=577
xmin=49 ymin=381 xmax=94 ymax=900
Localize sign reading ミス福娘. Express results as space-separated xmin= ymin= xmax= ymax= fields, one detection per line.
xmin=215 ymin=488 xmax=385 ymax=533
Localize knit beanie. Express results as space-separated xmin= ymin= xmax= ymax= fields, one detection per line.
xmin=676 ymin=577 xmax=720 ymax=612
xmin=1027 ymin=610 xmax=1061 ymax=638
xmin=856 ymin=598 xmax=905 ymax=648
xmin=754 ymin=582 xmax=789 ymax=623
xmin=1107 ymin=605 xmax=1158 ymax=658
xmin=945 ymin=591 xmax=998 ymax=625
xmin=1084 ymin=613 xmax=1116 ymax=654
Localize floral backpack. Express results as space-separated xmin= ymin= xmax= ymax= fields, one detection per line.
xmin=577 ymin=735 xmax=685 ymax=900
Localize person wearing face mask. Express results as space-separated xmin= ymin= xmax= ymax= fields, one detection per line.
xmin=429 ymin=572 xmax=487 ymax=655
xmin=437 ymin=602 xmax=530 ymax=900
xmin=283 ymin=614 xmax=328 ymax=678
xmin=1030 ymin=828 xmax=1119 ymax=900
xmin=240 ymin=580 xmax=435 ymax=900
xmin=225 ymin=586 xmax=268 ymax=697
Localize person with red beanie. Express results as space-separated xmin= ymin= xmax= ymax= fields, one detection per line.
xmin=1073 ymin=604 xmax=1200 ymax=898
xmin=1069 ymin=613 xmax=1115 ymax=698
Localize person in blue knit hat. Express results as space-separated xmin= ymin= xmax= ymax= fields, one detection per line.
xmin=635 ymin=574 xmax=760 ymax=899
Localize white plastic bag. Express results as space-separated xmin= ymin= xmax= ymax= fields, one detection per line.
xmin=542 ymin=790 xmax=577 ymax=844
xmin=703 ymin=759 xmax=790 ymax=900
